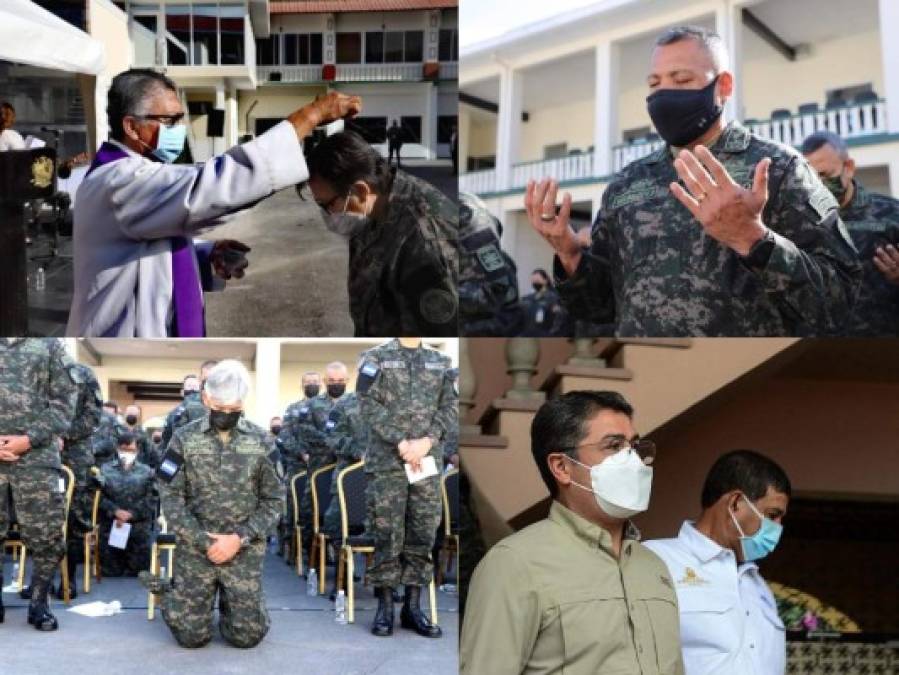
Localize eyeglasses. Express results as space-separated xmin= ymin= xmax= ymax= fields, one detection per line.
xmin=559 ymin=437 xmax=657 ymax=464
xmin=135 ymin=113 xmax=185 ymax=128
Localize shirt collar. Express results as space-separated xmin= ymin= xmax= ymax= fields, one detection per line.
xmin=549 ymin=501 xmax=641 ymax=556
xmin=107 ymin=138 xmax=143 ymax=159
xmin=678 ymin=520 xmax=759 ymax=573
xmin=652 ymin=120 xmax=750 ymax=165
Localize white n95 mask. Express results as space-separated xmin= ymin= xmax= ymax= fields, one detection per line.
xmin=568 ymin=449 xmax=653 ymax=519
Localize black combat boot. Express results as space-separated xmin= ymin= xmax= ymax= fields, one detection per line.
xmin=371 ymin=586 xmax=394 ymax=637
xmin=400 ymin=585 xmax=442 ymax=638
xmin=27 ymin=578 xmax=58 ymax=631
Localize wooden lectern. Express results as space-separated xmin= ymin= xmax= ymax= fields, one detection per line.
xmin=0 ymin=148 xmax=57 ymax=335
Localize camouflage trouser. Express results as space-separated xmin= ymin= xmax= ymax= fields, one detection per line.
xmin=0 ymin=462 xmax=67 ymax=584
xmin=63 ymin=443 xmax=96 ymax=537
xmin=366 ymin=471 xmax=442 ymax=588
xmin=322 ymin=460 xmax=351 ymax=541
xmin=99 ymin=520 xmax=152 ymax=576
xmin=163 ymin=539 xmax=269 ymax=649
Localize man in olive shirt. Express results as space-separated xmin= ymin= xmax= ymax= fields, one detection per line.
xmin=461 ymin=391 xmax=684 ymax=675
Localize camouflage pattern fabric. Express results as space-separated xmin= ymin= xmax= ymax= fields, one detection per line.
xmin=322 ymin=392 xmax=368 ymax=540
xmin=159 ymin=392 xmax=207 ymax=452
xmin=98 ymin=457 xmax=155 ymax=576
xmin=0 ymin=338 xmax=77 ymax=590
xmin=347 ymin=170 xmax=458 ymax=336
xmin=837 ymin=181 xmax=899 ymax=336
xmin=91 ymin=411 xmax=128 ymax=467
xmin=126 ymin=424 xmax=159 ymax=469
xmin=159 ymin=413 xmax=283 ymax=648
xmin=459 ymin=191 xmax=524 ymax=336
xmin=555 ymin=121 xmax=861 ymax=336
xmin=357 ymin=339 xmax=458 ymax=587
xmin=62 ymin=362 xmax=104 ymax=535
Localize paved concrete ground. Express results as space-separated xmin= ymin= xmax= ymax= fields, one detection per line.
xmin=1 ymin=549 xmax=458 ymax=675
xmin=22 ymin=162 xmax=456 ymax=337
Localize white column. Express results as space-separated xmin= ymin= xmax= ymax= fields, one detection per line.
xmin=324 ymin=13 xmax=336 ymax=65
xmin=889 ymin=159 xmax=899 ymax=199
xmin=716 ymin=1 xmax=744 ymax=123
xmin=214 ymin=84 xmax=225 ymax=156
xmin=422 ymin=82 xmax=438 ymax=160
xmin=94 ymin=75 xmax=110 ymax=147
xmin=495 ymin=66 xmax=523 ymax=190
xmin=459 ymin=103 xmax=471 ymax=174
xmin=879 ymin=0 xmax=899 ymax=134
xmin=593 ymin=40 xmax=619 ymax=177
xmin=254 ymin=339 xmax=281 ymax=426
xmin=225 ymin=84 xmax=238 ymax=148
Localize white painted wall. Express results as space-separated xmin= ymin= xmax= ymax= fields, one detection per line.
xmin=519 ymin=99 xmax=596 ymax=163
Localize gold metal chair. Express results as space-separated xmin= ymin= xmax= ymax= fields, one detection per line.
xmin=82 ymin=468 xmax=102 ymax=593
xmin=3 ymin=524 xmax=26 ymax=591
xmin=147 ymin=514 xmax=176 ymax=621
xmin=290 ymin=470 xmax=307 ymax=576
xmin=16 ymin=465 xmax=76 ymax=603
xmin=334 ymin=461 xmax=438 ymax=625
xmin=308 ymin=462 xmax=336 ymax=594
xmin=437 ymin=468 xmax=460 ymax=586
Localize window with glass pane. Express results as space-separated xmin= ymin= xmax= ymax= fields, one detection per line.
xmin=384 ymin=32 xmax=403 ymax=63
xmin=310 ymin=34 xmax=323 ymax=64
xmin=192 ymin=3 xmax=218 ymax=65
xmin=336 ymin=33 xmax=362 ymax=63
xmin=256 ymin=36 xmax=279 ymax=65
xmin=132 ymin=8 xmax=158 ymax=67
xmin=405 ymin=31 xmax=423 ymax=62
xmin=298 ymin=35 xmax=310 ymax=64
xmin=284 ymin=34 xmax=298 ymax=65
xmin=438 ymin=115 xmax=457 ymax=143
xmin=166 ymin=5 xmax=190 ymax=66
xmin=439 ymin=29 xmax=457 ymax=61
xmin=350 ymin=117 xmax=388 ymax=144
xmin=220 ymin=4 xmax=245 ymax=65
xmin=365 ymin=32 xmax=384 ymax=63
xmin=400 ymin=116 xmax=421 ymax=143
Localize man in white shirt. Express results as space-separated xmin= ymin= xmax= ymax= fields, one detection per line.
xmin=645 ymin=449 xmax=790 ymax=675
xmin=67 ymin=68 xmax=361 ymax=337
xmin=0 ymin=102 xmax=25 ymax=151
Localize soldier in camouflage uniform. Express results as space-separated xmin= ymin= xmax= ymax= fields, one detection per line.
xmin=92 ymin=403 xmax=128 ymax=467
xmin=357 ymin=338 xmax=457 ymax=638
xmin=306 ymin=131 xmax=458 ymax=336
xmin=123 ymin=403 xmax=158 ymax=469
xmin=97 ymin=433 xmax=155 ymax=576
xmin=527 ymin=26 xmax=860 ymax=337
xmin=459 ymin=191 xmax=524 ymax=336
xmin=0 ymin=338 xmax=77 ymax=630
xmin=159 ymin=373 xmax=209 ymax=453
xmin=56 ymin=362 xmax=104 ymax=599
xmin=142 ymin=360 xmax=283 ymax=648
xmin=802 ymin=131 xmax=899 ymax=336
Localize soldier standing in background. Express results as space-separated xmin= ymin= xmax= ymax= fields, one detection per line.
xmin=357 ymin=338 xmax=457 ymax=638
xmin=0 ymin=338 xmax=77 ymax=630
xmin=92 ymin=402 xmax=127 ymax=467
xmin=142 ymin=360 xmax=283 ymax=648
xmin=159 ymin=360 xmax=218 ymax=453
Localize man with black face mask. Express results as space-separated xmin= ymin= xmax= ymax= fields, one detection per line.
xmin=159 ymin=361 xmax=218 ymax=454
xmin=520 ymin=268 xmax=571 ymax=337
xmin=526 ymin=25 xmax=860 ymax=337
xmin=141 ymin=360 xmax=283 ymax=648
xmin=123 ymin=403 xmax=156 ymax=469
xmin=802 ymin=131 xmax=899 ymax=336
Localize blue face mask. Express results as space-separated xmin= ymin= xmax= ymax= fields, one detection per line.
xmin=148 ymin=123 xmax=186 ymax=163
xmin=730 ymin=494 xmax=782 ymax=562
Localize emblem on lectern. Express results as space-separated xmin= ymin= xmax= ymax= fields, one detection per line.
xmin=30 ymin=156 xmax=54 ymax=189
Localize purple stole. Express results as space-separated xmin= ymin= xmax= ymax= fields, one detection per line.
xmin=87 ymin=142 xmax=205 ymax=336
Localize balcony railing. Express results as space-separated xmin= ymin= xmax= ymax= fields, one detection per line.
xmin=746 ymin=99 xmax=887 ymax=147
xmin=459 ymin=169 xmax=497 ymax=195
xmin=440 ymin=62 xmax=458 ymax=80
xmin=335 ymin=63 xmax=424 ymax=82
xmin=612 ymin=140 xmax=665 ymax=173
xmin=257 ymin=65 xmax=322 ymax=83
xmin=510 ymin=153 xmax=595 ymax=190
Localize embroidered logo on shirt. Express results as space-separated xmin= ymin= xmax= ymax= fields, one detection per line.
xmin=677 ymin=567 xmax=710 ymax=587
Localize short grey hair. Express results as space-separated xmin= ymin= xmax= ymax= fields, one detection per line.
xmin=654 ymin=25 xmax=730 ymax=72
xmin=801 ymin=131 xmax=849 ymax=160
xmin=107 ymin=68 xmax=178 ymax=142
xmin=325 ymin=361 xmax=348 ymax=376
xmin=204 ymin=360 xmax=251 ymax=405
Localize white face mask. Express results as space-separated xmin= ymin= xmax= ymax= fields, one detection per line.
xmin=118 ymin=452 xmax=137 ymax=467
xmin=567 ymin=449 xmax=653 ymax=519
xmin=326 ymin=191 xmax=371 ymax=239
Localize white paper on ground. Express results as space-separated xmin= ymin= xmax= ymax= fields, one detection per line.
xmin=404 ymin=455 xmax=439 ymax=484
xmin=67 ymin=601 xmax=123 ymax=617
xmin=108 ymin=522 xmax=131 ymax=549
